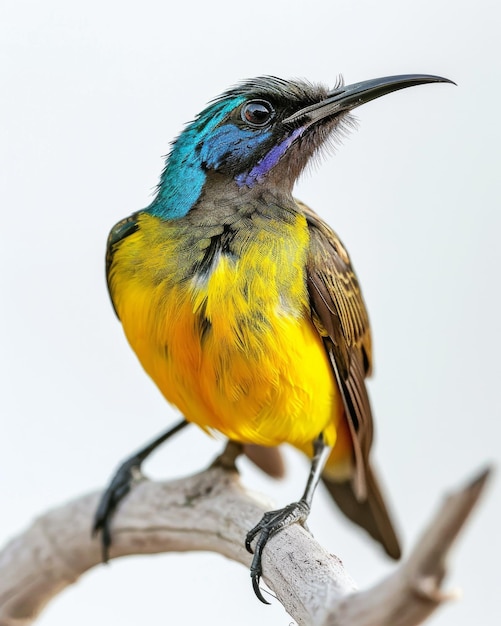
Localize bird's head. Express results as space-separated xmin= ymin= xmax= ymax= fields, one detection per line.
xmin=149 ymin=74 xmax=453 ymax=219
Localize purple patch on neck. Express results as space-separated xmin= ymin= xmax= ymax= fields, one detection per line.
xmin=235 ymin=126 xmax=304 ymax=188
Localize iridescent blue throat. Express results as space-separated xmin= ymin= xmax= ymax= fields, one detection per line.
xmin=147 ymin=98 xmax=304 ymax=220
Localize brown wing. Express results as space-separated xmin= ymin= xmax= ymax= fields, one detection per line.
xmin=299 ymin=200 xmax=401 ymax=559
xmin=300 ymin=201 xmax=372 ymax=374
xmin=299 ymin=199 xmax=373 ymax=497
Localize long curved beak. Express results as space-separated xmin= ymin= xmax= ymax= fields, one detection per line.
xmin=282 ymin=74 xmax=455 ymax=125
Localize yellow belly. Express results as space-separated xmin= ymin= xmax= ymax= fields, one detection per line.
xmin=109 ymin=212 xmax=350 ymax=460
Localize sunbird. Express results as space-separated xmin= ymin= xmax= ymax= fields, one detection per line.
xmin=94 ymin=73 xmax=453 ymax=602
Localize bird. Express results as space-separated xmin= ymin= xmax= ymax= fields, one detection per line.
xmin=93 ymin=73 xmax=453 ymax=602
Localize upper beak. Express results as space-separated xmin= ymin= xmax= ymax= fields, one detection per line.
xmin=282 ymin=74 xmax=455 ymax=125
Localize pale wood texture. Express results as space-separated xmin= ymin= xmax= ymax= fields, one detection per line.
xmin=0 ymin=466 xmax=490 ymax=626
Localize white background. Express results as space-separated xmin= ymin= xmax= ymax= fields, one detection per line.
xmin=1 ymin=0 xmax=500 ymax=624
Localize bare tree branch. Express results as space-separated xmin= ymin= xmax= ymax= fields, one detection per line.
xmin=0 ymin=466 xmax=491 ymax=626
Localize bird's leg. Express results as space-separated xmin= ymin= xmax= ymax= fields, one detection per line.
xmin=211 ymin=440 xmax=244 ymax=471
xmin=245 ymin=434 xmax=332 ymax=604
xmin=92 ymin=418 xmax=189 ymax=561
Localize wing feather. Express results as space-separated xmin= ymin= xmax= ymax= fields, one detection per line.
xmin=301 ymin=200 xmax=400 ymax=559
xmin=299 ymin=199 xmax=373 ymax=497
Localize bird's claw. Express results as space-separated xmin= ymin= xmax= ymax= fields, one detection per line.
xmin=251 ymin=557 xmax=271 ymax=605
xmin=245 ymin=500 xmax=310 ymax=603
xmin=92 ymin=458 xmax=143 ymax=561
xmin=246 ymin=510 xmax=275 ymax=553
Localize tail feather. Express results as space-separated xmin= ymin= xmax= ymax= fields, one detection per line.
xmin=322 ymin=463 xmax=401 ymax=560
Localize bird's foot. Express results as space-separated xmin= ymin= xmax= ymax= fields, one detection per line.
xmin=92 ymin=456 xmax=145 ymax=562
xmin=245 ymin=500 xmax=310 ymax=604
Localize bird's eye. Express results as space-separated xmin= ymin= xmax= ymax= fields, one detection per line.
xmin=241 ymin=100 xmax=275 ymax=127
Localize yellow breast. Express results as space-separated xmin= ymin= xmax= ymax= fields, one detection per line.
xmin=108 ymin=211 xmax=345 ymax=451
